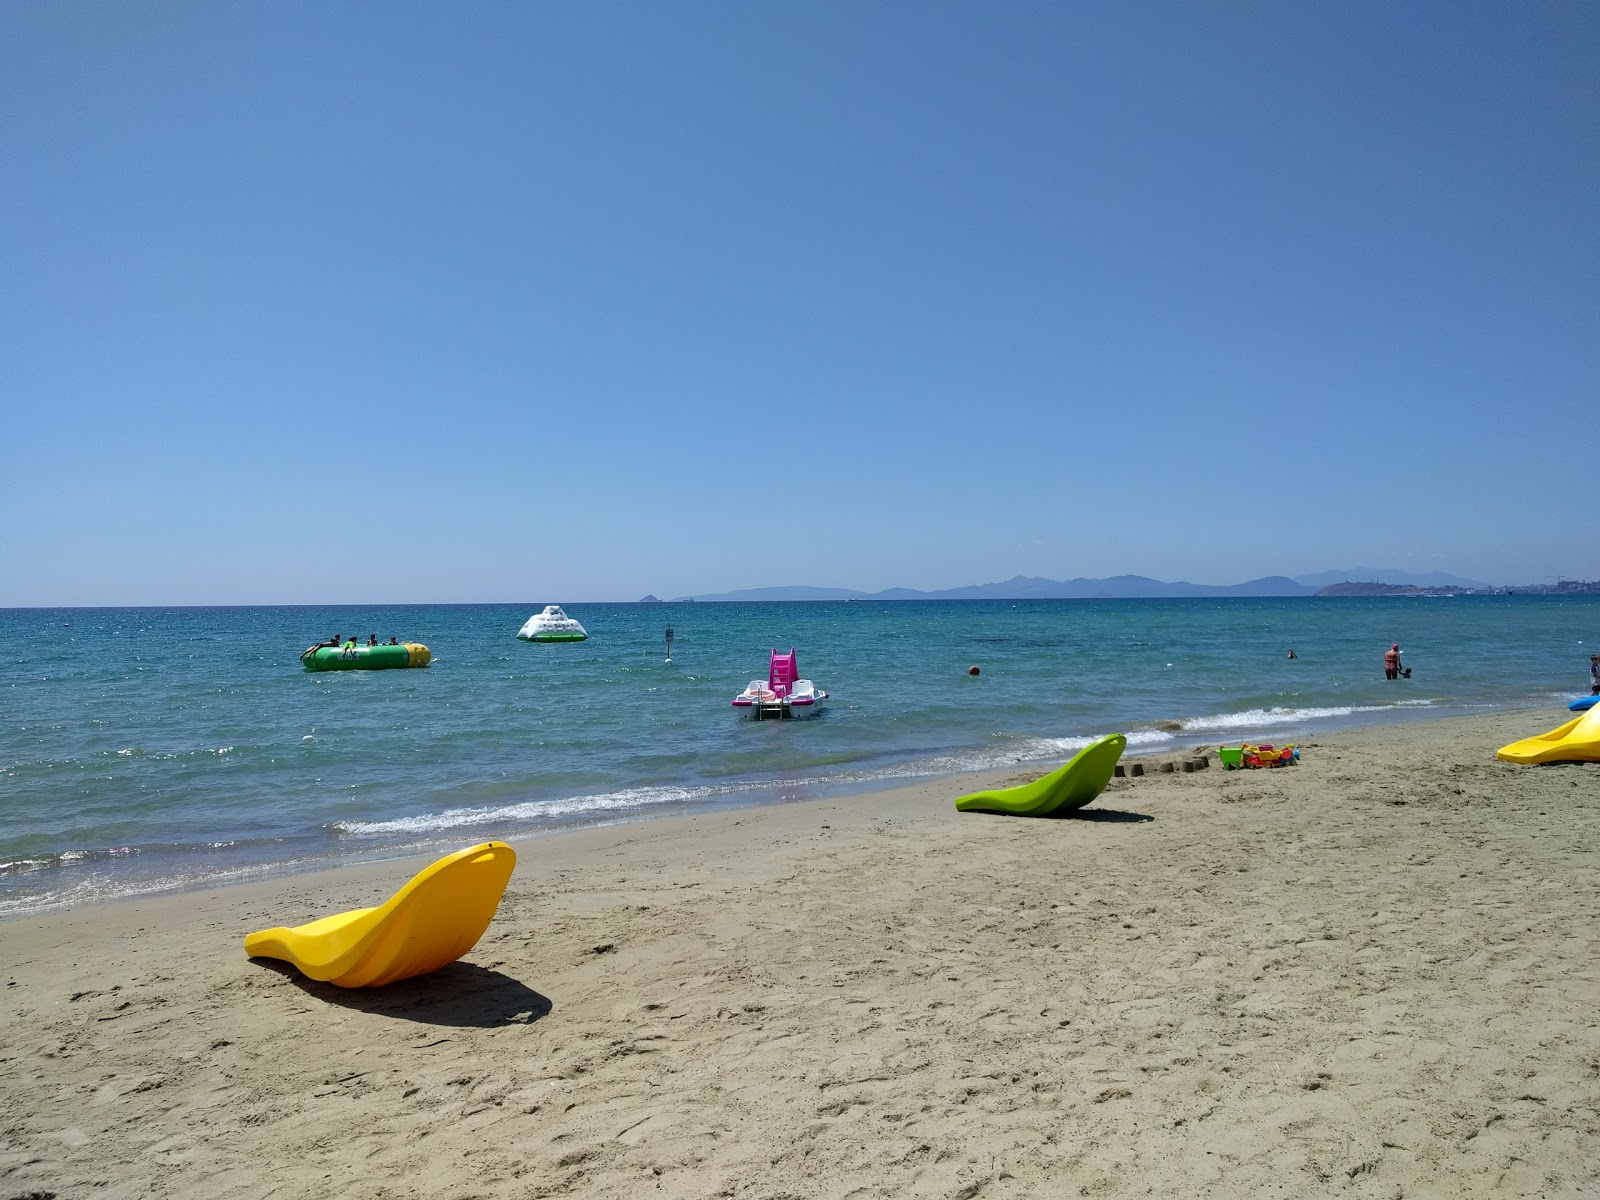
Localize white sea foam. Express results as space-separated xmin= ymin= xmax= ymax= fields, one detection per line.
xmin=1114 ymin=729 xmax=1177 ymax=747
xmin=0 ymin=849 xmax=358 ymax=918
xmin=335 ymin=783 xmax=732 ymax=837
xmin=322 ymin=696 xmax=1465 ymax=845
xmin=334 ymin=727 xmax=1178 ymax=838
xmin=1179 ymin=701 xmax=1433 ymax=733
xmin=845 ymin=732 xmax=1167 ymax=781
xmin=1010 ymin=728 xmax=1174 ymax=758
xmin=0 ymin=857 xmax=52 ymax=874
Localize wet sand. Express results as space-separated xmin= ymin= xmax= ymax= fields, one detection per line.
xmin=2 ymin=710 xmax=1597 ymax=1198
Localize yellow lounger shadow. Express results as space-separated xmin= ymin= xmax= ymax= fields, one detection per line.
xmin=244 ymin=842 xmax=516 ymax=988
xmin=955 ymin=733 xmax=1127 ymax=815
xmin=1496 ymin=705 xmax=1600 ymax=765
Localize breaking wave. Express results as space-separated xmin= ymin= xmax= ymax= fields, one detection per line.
xmin=332 ymin=727 xmax=1181 ymax=838
xmin=1179 ymin=700 xmax=1435 ymax=733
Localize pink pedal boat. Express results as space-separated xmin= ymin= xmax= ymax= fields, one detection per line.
xmin=732 ymin=649 xmax=829 ymax=720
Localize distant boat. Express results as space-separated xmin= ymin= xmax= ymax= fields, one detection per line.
xmin=516 ymin=606 xmax=588 ymax=642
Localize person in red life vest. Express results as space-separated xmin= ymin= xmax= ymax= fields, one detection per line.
xmin=1384 ymin=643 xmax=1402 ymax=680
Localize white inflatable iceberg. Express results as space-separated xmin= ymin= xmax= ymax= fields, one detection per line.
xmin=517 ymin=605 xmax=588 ymax=642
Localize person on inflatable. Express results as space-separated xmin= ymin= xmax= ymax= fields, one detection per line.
xmin=1590 ymin=653 xmax=1599 ymax=695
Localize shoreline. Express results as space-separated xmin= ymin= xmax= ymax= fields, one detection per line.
xmin=9 ymin=595 xmax=1594 ymax=923
xmin=2 ymin=709 xmax=1597 ymax=1195
xmin=1 ymin=694 xmax=1581 ymax=921
xmin=3 ymin=693 xmax=1579 ymax=921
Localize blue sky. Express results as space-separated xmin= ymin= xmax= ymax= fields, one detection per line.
xmin=3 ymin=3 xmax=1596 ymax=604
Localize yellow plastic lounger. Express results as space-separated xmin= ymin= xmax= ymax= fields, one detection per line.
xmin=244 ymin=842 xmax=516 ymax=987
xmin=955 ymin=733 xmax=1128 ymax=816
xmin=1496 ymin=705 xmax=1600 ymax=765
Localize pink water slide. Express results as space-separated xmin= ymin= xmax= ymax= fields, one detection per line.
xmin=767 ymin=648 xmax=798 ymax=698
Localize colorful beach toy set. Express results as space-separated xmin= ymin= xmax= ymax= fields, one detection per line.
xmin=1217 ymin=744 xmax=1300 ymax=770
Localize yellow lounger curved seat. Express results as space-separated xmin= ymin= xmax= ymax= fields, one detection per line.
xmin=244 ymin=842 xmax=516 ymax=987
xmin=955 ymin=733 xmax=1128 ymax=815
xmin=1496 ymin=705 xmax=1600 ymax=765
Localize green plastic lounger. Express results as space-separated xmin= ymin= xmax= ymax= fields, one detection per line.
xmin=955 ymin=733 xmax=1128 ymax=816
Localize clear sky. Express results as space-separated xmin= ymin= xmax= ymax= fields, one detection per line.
xmin=3 ymin=3 xmax=1597 ymax=604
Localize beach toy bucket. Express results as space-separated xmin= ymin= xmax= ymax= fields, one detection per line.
xmin=1218 ymin=746 xmax=1243 ymax=770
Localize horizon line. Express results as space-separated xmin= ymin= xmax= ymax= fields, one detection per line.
xmin=5 ymin=592 xmax=1581 ymax=613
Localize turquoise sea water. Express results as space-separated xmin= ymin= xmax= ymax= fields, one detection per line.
xmin=2 ymin=597 xmax=1595 ymax=915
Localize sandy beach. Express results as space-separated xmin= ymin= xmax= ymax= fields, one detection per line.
xmin=2 ymin=709 xmax=1597 ymax=1198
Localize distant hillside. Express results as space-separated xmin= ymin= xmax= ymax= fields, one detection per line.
xmin=1496 ymin=579 xmax=1600 ymax=596
xmin=669 ymin=566 xmax=1549 ymax=603
xmin=1315 ymin=578 xmax=1600 ymax=597
xmin=1315 ymin=582 xmax=1463 ymax=597
xmin=674 ymin=575 xmax=1316 ymax=602
xmin=889 ymin=574 xmax=1314 ymax=600
xmin=674 ymin=585 xmax=872 ymax=602
xmin=1293 ymin=567 xmax=1492 ymax=590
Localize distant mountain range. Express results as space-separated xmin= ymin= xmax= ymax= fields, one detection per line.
xmin=671 ymin=568 xmax=1494 ymax=602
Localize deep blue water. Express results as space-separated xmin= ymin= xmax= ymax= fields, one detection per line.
xmin=2 ymin=597 xmax=1595 ymax=914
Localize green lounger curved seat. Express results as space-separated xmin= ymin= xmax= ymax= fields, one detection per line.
xmin=955 ymin=733 xmax=1128 ymax=816
xmin=244 ymin=842 xmax=516 ymax=988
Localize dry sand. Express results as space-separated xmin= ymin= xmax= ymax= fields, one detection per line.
xmin=2 ymin=710 xmax=1597 ymax=1199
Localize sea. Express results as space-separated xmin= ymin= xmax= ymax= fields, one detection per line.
xmin=2 ymin=597 xmax=1595 ymax=916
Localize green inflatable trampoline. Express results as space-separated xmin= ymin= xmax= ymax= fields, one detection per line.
xmin=301 ymin=642 xmax=431 ymax=671
xmin=955 ymin=733 xmax=1127 ymax=816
